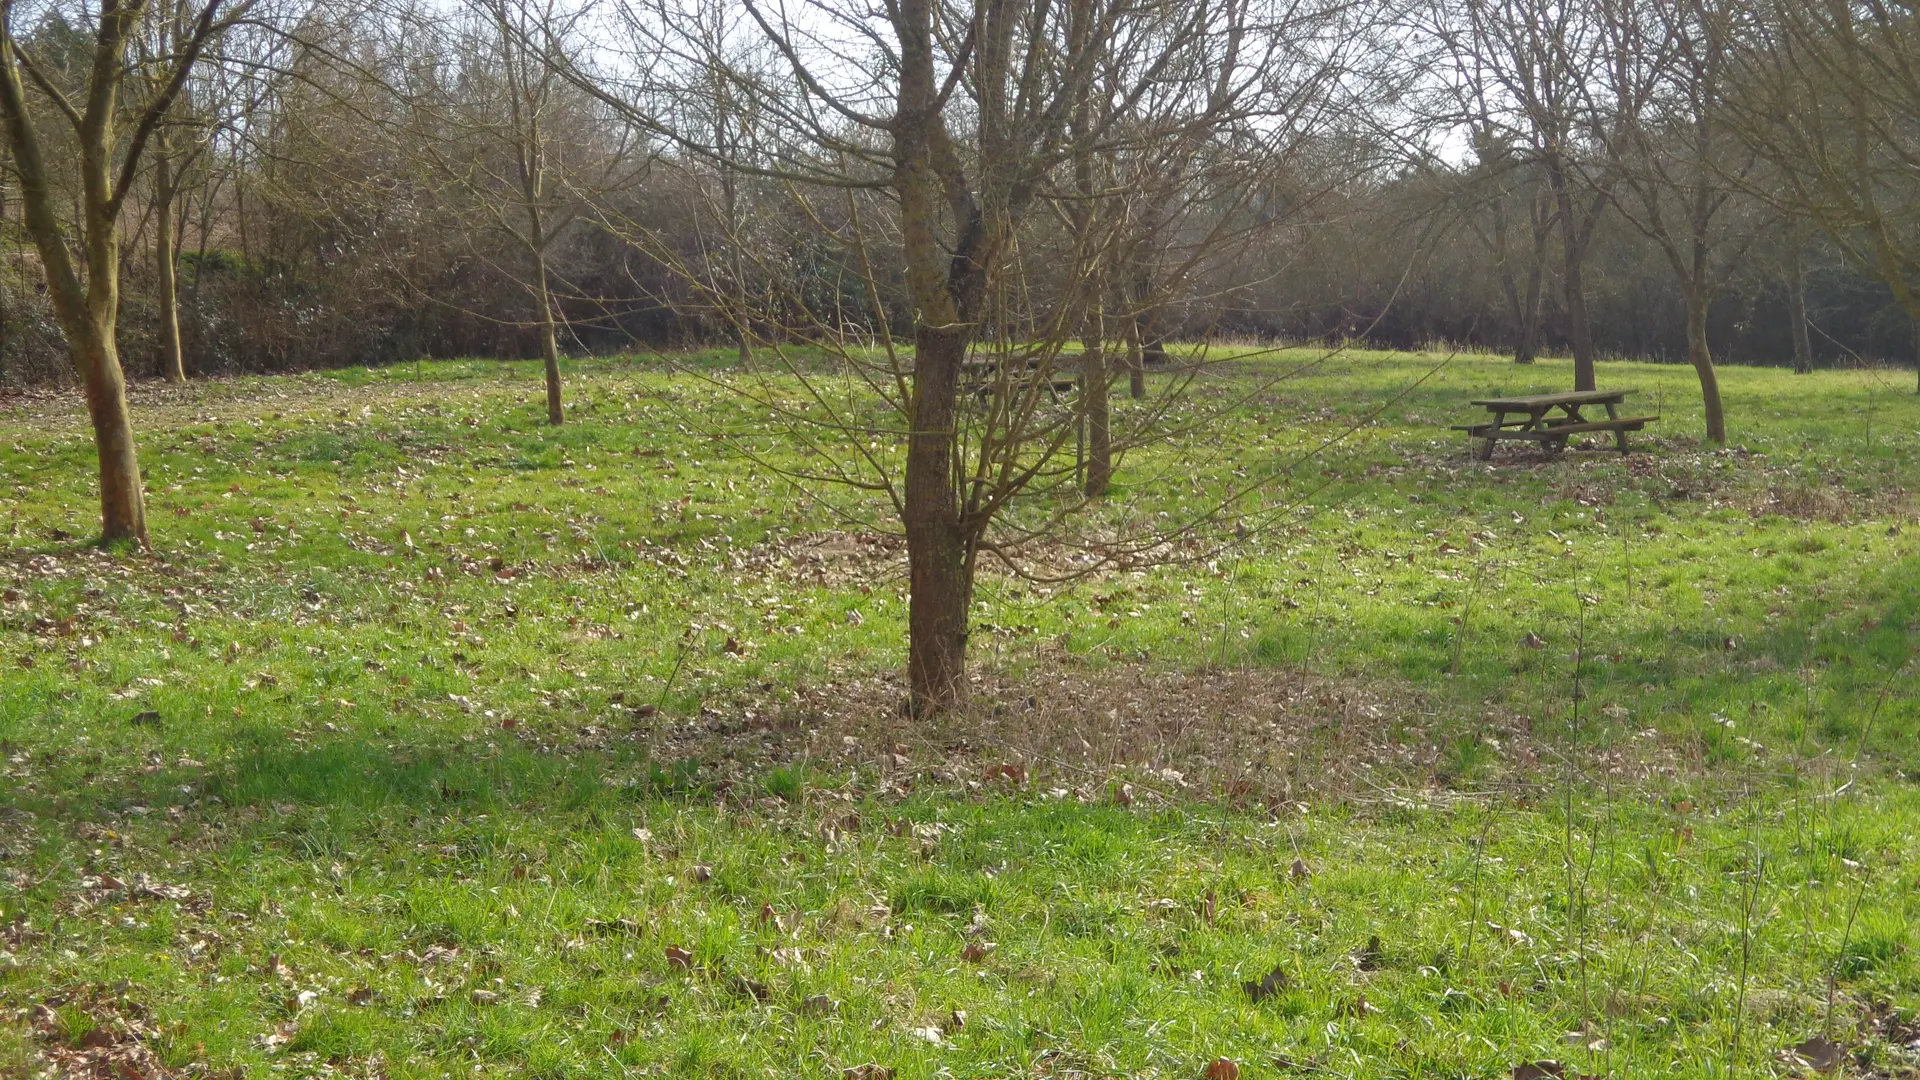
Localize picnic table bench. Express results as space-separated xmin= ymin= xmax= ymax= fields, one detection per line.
xmin=1453 ymin=389 xmax=1657 ymax=460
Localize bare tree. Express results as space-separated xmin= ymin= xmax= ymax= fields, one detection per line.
xmin=1728 ymin=0 xmax=1920 ymax=392
xmin=393 ymin=0 xmax=637 ymax=424
xmin=1428 ymin=0 xmax=1623 ymax=389
xmin=569 ymin=0 xmax=1359 ymax=714
xmin=1597 ymin=0 xmax=1752 ymax=443
xmin=0 ymin=0 xmax=247 ymax=543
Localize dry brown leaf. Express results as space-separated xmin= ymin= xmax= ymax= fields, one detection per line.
xmin=727 ymin=975 xmax=770 ymax=1001
xmin=664 ymin=945 xmax=694 ymax=969
xmin=1791 ymin=1037 xmax=1845 ymax=1074
xmin=843 ymin=1065 xmax=895 ymax=1080
xmin=692 ymin=863 xmax=714 ymax=883
xmin=1513 ymin=1062 xmax=1565 ymax=1080
xmin=983 ymin=762 xmax=1028 ymax=784
xmin=1355 ymin=934 xmax=1384 ymax=970
xmin=1243 ymin=966 xmax=1289 ymax=1003
xmin=1290 ymin=859 xmax=1311 ymax=882
xmin=1204 ymin=1058 xmax=1241 ymax=1080
xmin=960 ymin=940 xmax=996 ymax=963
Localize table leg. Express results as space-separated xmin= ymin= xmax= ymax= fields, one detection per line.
xmin=1545 ymin=406 xmax=1577 ymax=454
xmin=1478 ymin=412 xmax=1499 ymax=460
xmin=1605 ymin=400 xmax=1628 ymax=453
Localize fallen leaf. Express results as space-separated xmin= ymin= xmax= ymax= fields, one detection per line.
xmin=1355 ymin=934 xmax=1384 ymax=970
xmin=945 ymin=1008 xmax=967 ymax=1033
xmin=347 ymin=987 xmax=374 ymax=1007
xmin=692 ymin=863 xmax=714 ymax=883
xmin=1791 ymin=1037 xmax=1845 ymax=1074
xmin=911 ymin=1025 xmax=943 ymax=1045
xmin=470 ymin=989 xmax=500 ymax=1005
xmin=1243 ymin=965 xmax=1289 ymax=1003
xmin=799 ymin=995 xmax=839 ymax=1017
xmin=1205 ymin=1059 xmax=1241 ymax=1080
xmin=727 ymin=975 xmax=770 ymax=1001
xmin=960 ymin=940 xmax=996 ymax=963
xmin=984 ymin=762 xmax=1027 ymax=784
xmin=1290 ymin=859 xmax=1311 ymax=882
xmin=130 ymin=710 xmax=162 ymax=728
xmin=843 ymin=1065 xmax=895 ymax=1080
xmin=665 ymin=945 xmax=694 ymax=969
xmin=1513 ymin=1062 xmax=1565 ymax=1080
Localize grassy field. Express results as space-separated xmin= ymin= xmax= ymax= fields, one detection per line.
xmin=1 ymin=348 xmax=1918 ymax=1079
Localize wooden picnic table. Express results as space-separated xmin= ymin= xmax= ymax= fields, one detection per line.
xmin=1454 ymin=388 xmax=1657 ymax=460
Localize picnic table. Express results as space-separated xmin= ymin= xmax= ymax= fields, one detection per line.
xmin=961 ymin=355 xmax=1077 ymax=402
xmin=1453 ymin=389 xmax=1657 ymax=460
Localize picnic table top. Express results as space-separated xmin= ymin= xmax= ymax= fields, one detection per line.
xmin=1470 ymin=388 xmax=1635 ymax=410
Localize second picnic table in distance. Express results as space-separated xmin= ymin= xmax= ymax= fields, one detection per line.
xmin=1454 ymin=389 xmax=1658 ymax=460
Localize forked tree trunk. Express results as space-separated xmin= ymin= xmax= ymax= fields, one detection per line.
xmin=904 ymin=323 xmax=973 ymax=716
xmin=155 ymin=149 xmax=184 ymax=383
xmin=1684 ymin=293 xmax=1725 ymax=444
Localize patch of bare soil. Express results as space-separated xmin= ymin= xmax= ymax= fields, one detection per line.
xmin=602 ymin=655 xmax=1600 ymax=808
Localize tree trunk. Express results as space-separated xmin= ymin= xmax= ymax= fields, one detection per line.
xmin=534 ymin=257 xmax=563 ymax=425
xmin=1516 ymin=251 xmax=1545 ymax=365
xmin=1685 ymin=293 xmax=1725 ymax=444
xmin=78 ymin=321 xmax=148 ymax=544
xmin=1787 ymin=244 xmax=1813 ymax=375
xmin=1122 ymin=312 xmax=1145 ymax=402
xmin=1550 ymin=163 xmax=1598 ymax=390
xmin=1125 ymin=270 xmax=1153 ymax=398
xmin=155 ymin=149 xmax=185 ymax=383
xmin=1083 ymin=312 xmax=1110 ymax=498
xmin=1489 ymin=183 xmax=1530 ymax=364
xmin=904 ymin=323 xmax=972 ymax=716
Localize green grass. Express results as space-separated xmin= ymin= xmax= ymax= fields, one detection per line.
xmin=1 ymin=349 xmax=1918 ymax=1079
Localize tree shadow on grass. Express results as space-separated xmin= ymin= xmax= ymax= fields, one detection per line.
xmin=3 ymin=727 xmax=715 ymax=832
